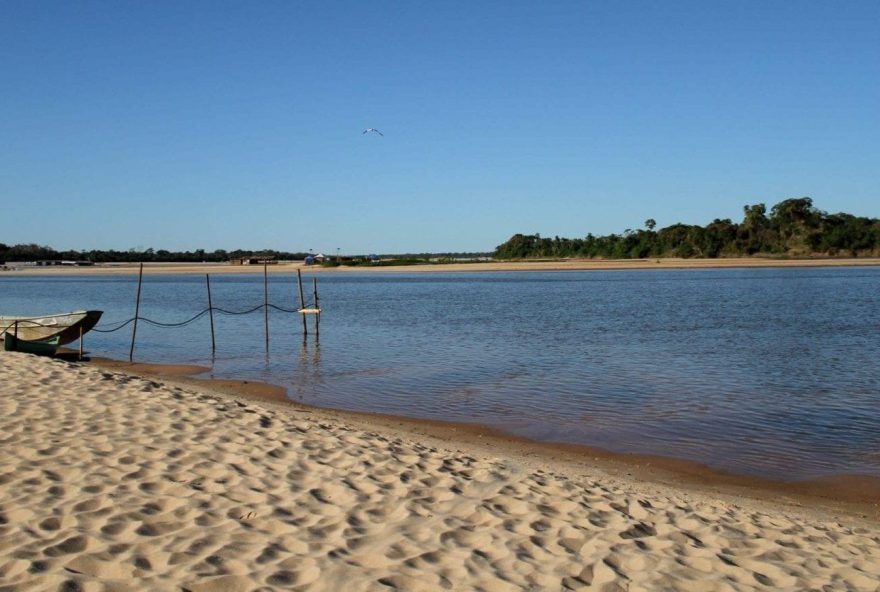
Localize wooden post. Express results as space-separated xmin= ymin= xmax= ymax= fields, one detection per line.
xmin=206 ymin=274 xmax=216 ymax=355
xmin=297 ymin=269 xmax=308 ymax=335
xmin=79 ymin=325 xmax=84 ymax=361
xmin=12 ymin=320 xmax=18 ymax=351
xmin=129 ymin=262 xmax=143 ymax=362
xmin=263 ymin=263 xmax=269 ymax=352
xmin=312 ymin=277 xmax=320 ymax=335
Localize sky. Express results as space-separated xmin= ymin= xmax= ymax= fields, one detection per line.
xmin=1 ymin=1 xmax=878 ymax=254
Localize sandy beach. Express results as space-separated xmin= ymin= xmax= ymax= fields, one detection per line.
xmin=3 ymin=257 xmax=880 ymax=276
xmin=1 ymin=352 xmax=878 ymax=591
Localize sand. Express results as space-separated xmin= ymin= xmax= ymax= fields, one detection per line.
xmin=3 ymin=257 xmax=880 ymax=276
xmin=1 ymin=352 xmax=879 ymax=591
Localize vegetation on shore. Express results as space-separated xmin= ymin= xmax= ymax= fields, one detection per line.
xmin=4 ymin=198 xmax=877 ymax=265
xmin=0 ymin=243 xmax=490 ymax=265
xmin=495 ymin=198 xmax=880 ymax=260
xmin=0 ymin=246 xmax=311 ymax=264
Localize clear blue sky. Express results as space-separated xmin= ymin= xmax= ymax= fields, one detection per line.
xmin=2 ymin=1 xmax=878 ymax=253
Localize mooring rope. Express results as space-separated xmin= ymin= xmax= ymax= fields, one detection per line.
xmin=5 ymin=300 xmax=319 ymax=336
xmin=139 ymin=309 xmax=212 ymax=328
xmin=87 ymin=300 xmax=317 ymax=334
xmin=212 ymin=304 xmax=265 ymax=316
xmin=92 ymin=318 xmax=137 ymax=333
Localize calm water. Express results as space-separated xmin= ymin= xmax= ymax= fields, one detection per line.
xmin=1 ymin=268 xmax=878 ymax=480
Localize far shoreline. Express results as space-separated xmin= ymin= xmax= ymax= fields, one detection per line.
xmin=83 ymin=354 xmax=880 ymax=521
xmin=3 ymin=256 xmax=880 ymax=276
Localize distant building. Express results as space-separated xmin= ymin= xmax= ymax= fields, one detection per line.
xmin=230 ymin=257 xmax=277 ymax=265
xmin=304 ymin=253 xmax=327 ymax=265
xmin=5 ymin=260 xmax=92 ymax=267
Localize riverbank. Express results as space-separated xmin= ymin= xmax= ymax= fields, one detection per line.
xmin=3 ymin=256 xmax=880 ymax=276
xmin=91 ymin=356 xmax=880 ymax=514
xmin=2 ymin=352 xmax=878 ymax=591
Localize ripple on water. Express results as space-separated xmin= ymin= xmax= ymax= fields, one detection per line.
xmin=1 ymin=267 xmax=879 ymax=479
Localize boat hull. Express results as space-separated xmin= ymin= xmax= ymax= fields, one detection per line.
xmin=4 ymin=333 xmax=60 ymax=356
xmin=0 ymin=311 xmax=103 ymax=345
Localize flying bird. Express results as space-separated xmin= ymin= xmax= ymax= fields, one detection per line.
xmin=362 ymin=128 xmax=384 ymax=136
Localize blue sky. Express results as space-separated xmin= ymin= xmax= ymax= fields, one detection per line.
xmin=2 ymin=1 xmax=878 ymax=253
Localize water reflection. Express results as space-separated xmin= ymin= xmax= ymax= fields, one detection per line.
xmin=291 ymin=336 xmax=322 ymax=401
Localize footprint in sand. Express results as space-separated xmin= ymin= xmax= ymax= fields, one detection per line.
xmin=43 ymin=535 xmax=89 ymax=557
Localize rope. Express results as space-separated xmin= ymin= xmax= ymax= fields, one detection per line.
xmin=269 ymin=303 xmax=308 ymax=313
xmin=139 ymin=309 xmax=211 ymax=328
xmin=92 ymin=318 xmax=136 ymax=333
xmin=3 ymin=317 xmax=133 ymax=334
xmin=213 ymin=304 xmax=264 ymax=316
xmin=86 ymin=301 xmax=315 ymax=333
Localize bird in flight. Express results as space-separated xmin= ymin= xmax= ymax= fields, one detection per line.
xmin=363 ymin=128 xmax=384 ymax=136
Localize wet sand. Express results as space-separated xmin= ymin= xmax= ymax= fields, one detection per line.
xmin=2 ymin=352 xmax=878 ymax=591
xmin=3 ymin=256 xmax=880 ymax=276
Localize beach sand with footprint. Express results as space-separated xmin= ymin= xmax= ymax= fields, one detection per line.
xmin=0 ymin=352 xmax=878 ymax=591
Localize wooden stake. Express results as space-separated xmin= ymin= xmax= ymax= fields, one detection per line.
xmin=312 ymin=277 xmax=320 ymax=335
xmin=79 ymin=325 xmax=84 ymax=361
xmin=264 ymin=263 xmax=269 ymax=352
xmin=129 ymin=262 xmax=143 ymax=362
xmin=297 ymin=269 xmax=308 ymax=335
xmin=206 ymin=274 xmax=216 ymax=355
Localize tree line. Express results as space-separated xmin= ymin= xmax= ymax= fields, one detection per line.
xmin=494 ymin=198 xmax=880 ymax=259
xmin=0 ymin=244 xmax=493 ymax=264
xmin=0 ymin=246 xmax=310 ymax=264
xmin=4 ymin=197 xmax=876 ymax=263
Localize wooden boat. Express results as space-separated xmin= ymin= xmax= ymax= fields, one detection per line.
xmin=4 ymin=333 xmax=60 ymax=356
xmin=0 ymin=310 xmax=103 ymax=345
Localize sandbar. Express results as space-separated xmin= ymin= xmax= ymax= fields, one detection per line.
xmin=3 ymin=257 xmax=880 ymax=276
